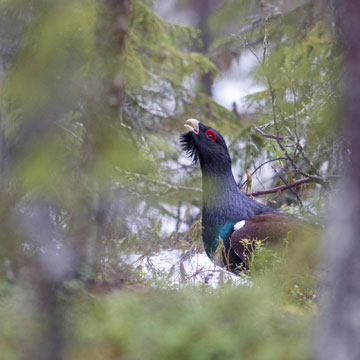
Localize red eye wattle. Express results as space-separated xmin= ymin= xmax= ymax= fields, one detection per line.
xmin=205 ymin=129 xmax=216 ymax=143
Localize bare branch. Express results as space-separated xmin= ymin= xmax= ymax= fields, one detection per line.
xmin=246 ymin=177 xmax=314 ymax=197
xmin=253 ymin=125 xmax=289 ymax=140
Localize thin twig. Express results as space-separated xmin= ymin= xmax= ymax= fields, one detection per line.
xmin=272 ymin=166 xmax=303 ymax=207
xmin=267 ymin=81 xmax=325 ymax=183
xmin=287 ymin=73 xmax=321 ymax=177
xmin=239 ymin=157 xmax=287 ymax=188
xmin=115 ymin=167 xmax=202 ymax=194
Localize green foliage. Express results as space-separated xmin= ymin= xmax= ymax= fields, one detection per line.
xmin=0 ymin=280 xmax=314 ymax=360
xmin=126 ymin=0 xmax=217 ymax=91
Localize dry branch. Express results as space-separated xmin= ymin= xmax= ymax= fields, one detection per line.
xmin=246 ymin=177 xmax=313 ymax=197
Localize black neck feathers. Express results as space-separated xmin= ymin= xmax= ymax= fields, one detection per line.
xmin=201 ymin=163 xmax=270 ymax=227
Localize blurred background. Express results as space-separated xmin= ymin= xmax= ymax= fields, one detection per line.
xmin=0 ymin=0 xmax=358 ymax=359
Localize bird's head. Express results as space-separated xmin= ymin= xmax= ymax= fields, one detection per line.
xmin=180 ymin=119 xmax=232 ymax=173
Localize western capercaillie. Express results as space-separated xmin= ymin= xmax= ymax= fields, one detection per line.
xmin=180 ymin=119 xmax=313 ymax=272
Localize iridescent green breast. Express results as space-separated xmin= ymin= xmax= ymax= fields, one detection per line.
xmin=202 ymin=221 xmax=236 ymax=257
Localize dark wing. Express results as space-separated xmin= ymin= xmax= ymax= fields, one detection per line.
xmin=229 ymin=213 xmax=304 ymax=267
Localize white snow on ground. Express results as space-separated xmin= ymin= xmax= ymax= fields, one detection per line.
xmin=122 ymin=249 xmax=251 ymax=289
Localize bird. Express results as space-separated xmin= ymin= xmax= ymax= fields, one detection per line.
xmin=180 ymin=118 xmax=311 ymax=273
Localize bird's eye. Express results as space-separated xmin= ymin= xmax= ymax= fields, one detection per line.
xmin=205 ymin=129 xmax=216 ymax=143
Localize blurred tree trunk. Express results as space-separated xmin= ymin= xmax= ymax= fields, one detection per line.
xmin=191 ymin=0 xmax=222 ymax=95
xmin=81 ymin=0 xmax=130 ymax=280
xmin=0 ymin=5 xmax=29 ymax=178
xmin=0 ymin=2 xmax=33 ymax=274
xmin=317 ymin=1 xmax=360 ymax=360
xmin=4 ymin=1 xmax=131 ymax=358
xmin=193 ymin=0 xmax=212 ymax=95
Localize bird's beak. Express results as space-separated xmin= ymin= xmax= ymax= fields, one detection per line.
xmin=184 ymin=118 xmax=199 ymax=135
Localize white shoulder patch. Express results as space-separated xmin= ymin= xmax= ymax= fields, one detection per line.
xmin=234 ymin=220 xmax=245 ymax=231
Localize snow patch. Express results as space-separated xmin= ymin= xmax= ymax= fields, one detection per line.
xmin=122 ymin=249 xmax=251 ymax=289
